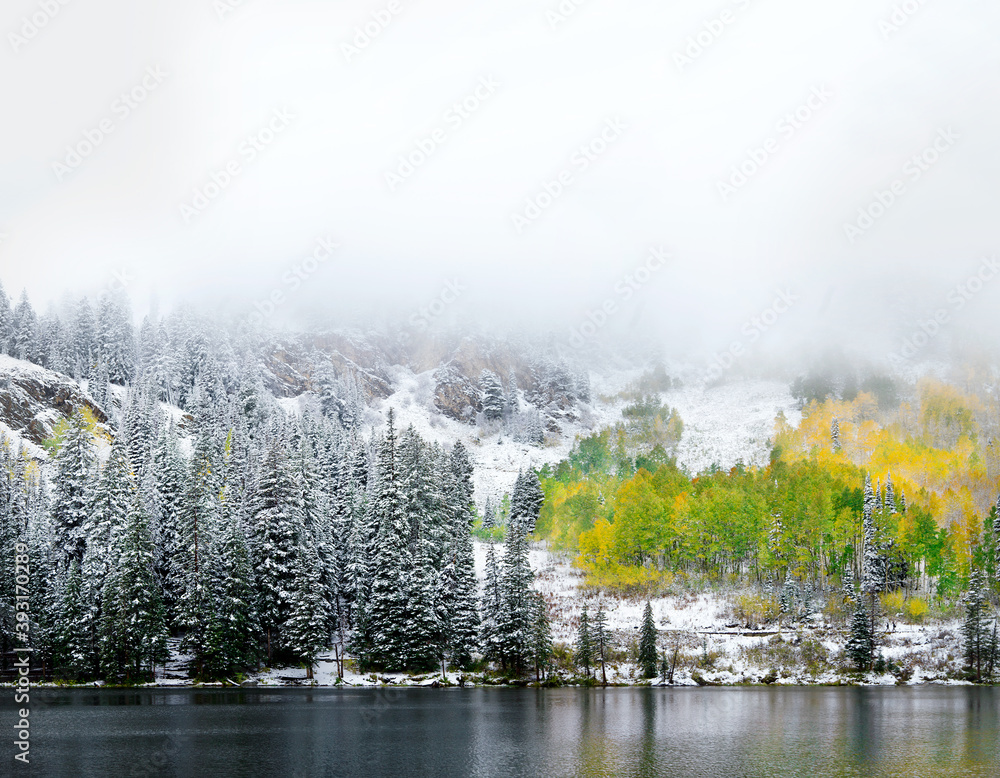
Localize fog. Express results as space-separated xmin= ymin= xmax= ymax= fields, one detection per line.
xmin=2 ymin=0 xmax=999 ymax=365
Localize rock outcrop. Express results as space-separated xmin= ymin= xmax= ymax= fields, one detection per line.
xmin=0 ymin=356 xmax=107 ymax=448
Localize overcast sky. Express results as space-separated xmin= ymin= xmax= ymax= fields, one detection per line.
xmin=2 ymin=0 xmax=999 ymax=362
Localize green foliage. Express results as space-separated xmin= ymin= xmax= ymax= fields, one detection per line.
xmin=471 ymin=517 xmax=505 ymax=543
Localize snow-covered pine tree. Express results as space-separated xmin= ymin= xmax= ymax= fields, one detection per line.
xmin=72 ymin=297 xmax=98 ymax=380
xmin=845 ymin=597 xmax=875 ymax=672
xmin=99 ymin=493 xmax=169 ymax=682
xmin=120 ymin=380 xmax=159 ymax=479
xmin=575 ymin=604 xmax=593 ymax=678
xmin=479 ymin=369 xmax=505 ymax=422
xmin=496 ymin=513 xmax=534 ymax=675
xmin=450 ymin=442 xmax=474 ymax=510
xmin=0 ymin=281 xmax=12 ymax=354
xmin=638 ymin=601 xmax=658 ymax=678
xmin=405 ymin=533 xmax=442 ymax=672
xmin=480 ymin=543 xmax=502 ymax=666
xmin=592 ymin=604 xmax=609 ymax=685
xmin=74 ymin=432 xmax=137 ymax=675
xmin=285 ymin=541 xmax=330 ymax=680
xmin=50 ymin=559 xmax=92 ymax=679
xmin=436 ymin=474 xmax=480 ymax=669
xmin=151 ymin=422 xmax=187 ymax=624
xmin=530 ymin=592 xmax=553 ymax=683
xmin=331 ymin=433 xmax=366 ymax=631
xmin=250 ymin=440 xmax=304 ymax=665
xmin=202 ymin=488 xmax=260 ymax=679
xmin=295 ymin=429 xmax=338 ymax=644
xmin=961 ymin=570 xmax=996 ymax=683
xmin=84 ymin=434 xmax=134 ymax=577
xmin=831 ymin=416 xmax=841 ymax=452
xmin=510 ymin=469 xmax=544 ymax=535
xmin=505 ymin=369 xmax=520 ymax=417
xmin=96 ymin=291 xmax=136 ymax=385
xmin=861 ymin=474 xmax=880 ymax=594
xmin=10 ymin=290 xmax=40 ymax=364
xmin=780 ymin=572 xmax=797 ymax=620
xmin=357 ymin=410 xmax=413 ymax=669
xmin=841 ymin=566 xmax=856 ymax=601
xmin=50 ymin=409 xmax=95 ymax=570
xmin=885 ymin=472 xmax=897 ymax=514
xmin=482 ymin=496 xmax=496 ymax=530
xmin=398 ymin=426 xmax=438 ymax=556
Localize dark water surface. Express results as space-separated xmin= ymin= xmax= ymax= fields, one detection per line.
xmin=3 ymin=686 xmax=998 ymax=777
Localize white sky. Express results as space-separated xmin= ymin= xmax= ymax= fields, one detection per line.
xmin=1 ymin=0 xmax=999 ymax=359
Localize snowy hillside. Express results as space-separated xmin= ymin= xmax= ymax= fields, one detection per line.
xmin=275 ymin=361 xmax=802 ymax=505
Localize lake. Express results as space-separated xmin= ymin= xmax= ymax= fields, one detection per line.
xmin=4 ymin=686 xmax=998 ymax=777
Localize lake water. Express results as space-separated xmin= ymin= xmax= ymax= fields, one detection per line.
xmin=3 ymin=686 xmax=998 ymax=777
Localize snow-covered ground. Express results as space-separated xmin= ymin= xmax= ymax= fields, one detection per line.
xmin=668 ymin=380 xmax=801 ymax=474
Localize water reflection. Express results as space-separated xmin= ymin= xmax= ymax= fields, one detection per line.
xmin=7 ymin=686 xmax=998 ymax=777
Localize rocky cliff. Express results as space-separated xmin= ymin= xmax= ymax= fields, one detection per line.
xmin=0 ymin=355 xmax=107 ymax=449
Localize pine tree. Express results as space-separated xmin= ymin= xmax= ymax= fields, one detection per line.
xmin=96 ymin=291 xmax=136 ymax=384
xmin=405 ymin=533 xmax=442 ymax=672
xmin=845 ymin=597 xmax=875 ymax=672
xmin=50 ymin=410 xmax=95 ymax=570
xmin=285 ymin=542 xmax=330 ymax=680
xmin=10 ymin=290 xmax=40 ymax=364
xmin=841 ymin=566 xmax=856 ymax=601
xmin=50 ymin=559 xmax=92 ymax=679
xmin=575 ymin=604 xmax=593 ymax=678
xmin=358 ymin=411 xmax=413 ymax=669
xmin=831 ymin=417 xmax=841 ymax=452
xmin=202 ymin=495 xmax=260 ymax=679
xmin=510 ymin=469 xmax=544 ymax=535
xmin=482 ymin=496 xmax=497 ymax=530
xmin=780 ymin=572 xmax=797 ymax=621
xmin=496 ymin=515 xmax=534 ymax=674
xmin=85 ymin=435 xmax=134 ymax=576
xmin=593 ymin=604 xmax=609 ymax=686
xmin=437 ymin=490 xmax=480 ymax=670
xmin=505 ymin=370 xmax=520 ymax=417
xmin=885 ymin=472 xmax=897 ymax=514
xmin=151 ymin=423 xmax=187 ymax=623
xmin=0 ymin=281 xmax=12 ymax=354
xmin=479 ymin=370 xmax=505 ymax=422
xmin=99 ymin=495 xmax=169 ymax=681
xmin=962 ymin=570 xmax=996 ymax=683
xmin=480 ymin=543 xmax=502 ymax=666
xmin=638 ymin=601 xmax=658 ymax=678
xmin=450 ymin=442 xmax=474 ymax=510
xmin=72 ymin=297 xmax=98 ymax=380
xmin=251 ymin=441 xmax=303 ymax=665
xmin=530 ymin=592 xmax=553 ymax=683
xmin=861 ymin=474 xmax=880 ymax=594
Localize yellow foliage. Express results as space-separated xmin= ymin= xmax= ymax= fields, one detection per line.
xmin=732 ymin=593 xmax=780 ymax=626
xmin=904 ymin=597 xmax=929 ymax=623
xmin=880 ymin=589 xmax=905 ymax=614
